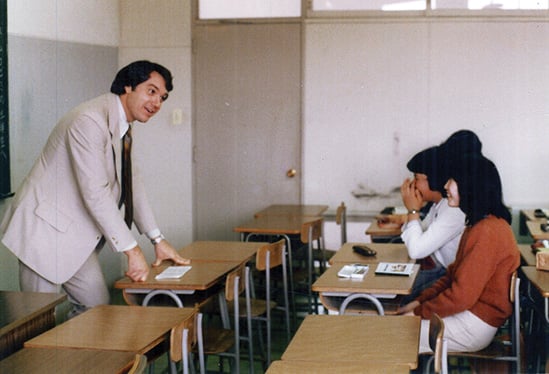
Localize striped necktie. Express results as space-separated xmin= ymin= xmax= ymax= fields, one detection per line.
xmin=121 ymin=125 xmax=133 ymax=228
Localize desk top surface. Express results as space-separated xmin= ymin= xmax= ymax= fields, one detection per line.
xmin=0 ymin=347 xmax=136 ymax=374
xmin=234 ymin=215 xmax=323 ymax=235
xmin=25 ymin=305 xmax=194 ymax=353
xmin=0 ymin=291 xmax=67 ymax=335
xmin=329 ymin=242 xmax=412 ymax=265
xmin=366 ymin=220 xmax=403 ymax=237
xmin=281 ymin=314 xmax=420 ymax=369
xmin=521 ymin=209 xmax=549 ymax=222
xmin=267 ymin=359 xmax=410 ymax=373
xmin=312 ymin=263 xmax=419 ymax=295
xmin=114 ymin=260 xmax=238 ymax=291
xmin=254 ymin=204 xmax=329 ymax=218
xmin=526 ymin=220 xmax=549 ymax=241
xmin=178 ymin=240 xmax=265 ymax=263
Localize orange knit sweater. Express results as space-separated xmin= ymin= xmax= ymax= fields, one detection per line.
xmin=414 ymin=215 xmax=520 ymax=327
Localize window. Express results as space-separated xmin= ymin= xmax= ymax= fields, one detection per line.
xmin=196 ymin=0 xmax=548 ymax=20
xmin=198 ymin=0 xmax=301 ymax=20
xmin=432 ymin=0 xmax=548 ymax=10
xmin=311 ymin=0 xmax=426 ymax=11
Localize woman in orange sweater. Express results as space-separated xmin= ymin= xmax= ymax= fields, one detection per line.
xmin=399 ymin=154 xmax=520 ymax=353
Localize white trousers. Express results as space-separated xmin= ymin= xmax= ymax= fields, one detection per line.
xmin=19 ymin=250 xmax=110 ymax=318
xmin=419 ymin=310 xmax=498 ymax=353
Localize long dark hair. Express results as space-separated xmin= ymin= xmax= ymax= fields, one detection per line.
xmin=449 ymin=154 xmax=511 ymax=226
xmin=110 ymin=60 xmax=173 ymax=95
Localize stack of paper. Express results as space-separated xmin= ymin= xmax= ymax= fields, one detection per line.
xmin=337 ymin=264 xmax=369 ymax=280
xmin=155 ymin=266 xmax=192 ymax=280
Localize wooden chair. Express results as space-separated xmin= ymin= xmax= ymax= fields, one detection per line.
xmin=336 ymin=201 xmax=347 ymax=244
xmin=300 ymin=217 xmax=324 ymax=314
xmin=197 ymin=265 xmax=247 ymax=374
xmin=240 ymin=239 xmax=290 ymax=369
xmin=127 ymin=354 xmax=148 ymax=374
xmin=169 ymin=310 xmax=204 ymax=374
xmin=447 ymin=271 xmax=521 ymax=373
xmin=427 ymin=313 xmax=448 ymax=374
xmin=314 ymin=202 xmax=346 ymax=267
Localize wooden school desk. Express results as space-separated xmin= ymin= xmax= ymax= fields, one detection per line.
xmin=266 ymin=359 xmax=410 ymax=374
xmin=526 ymin=220 xmax=549 ymax=241
xmin=281 ymin=314 xmax=421 ymax=369
xmin=520 ymin=265 xmax=549 ymax=372
xmin=312 ymin=263 xmax=419 ymax=314
xmin=25 ymin=305 xmax=195 ymax=358
xmin=0 ymin=291 xmax=67 ymax=359
xmin=520 ymin=209 xmax=548 ymax=235
xmin=114 ymin=260 xmax=240 ymax=307
xmin=254 ymin=204 xmax=329 ymax=218
xmin=0 ymin=347 xmax=137 ymax=374
xmin=233 ymin=215 xmax=325 ymax=318
xmin=365 ymin=220 xmax=403 ymax=243
xmin=522 ymin=266 xmax=549 ymax=323
xmin=115 ymin=240 xmax=263 ymax=307
xmin=329 ymin=242 xmax=412 ymax=265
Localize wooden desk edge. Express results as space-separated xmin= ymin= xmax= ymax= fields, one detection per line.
xmin=0 ymin=293 xmax=67 ymax=336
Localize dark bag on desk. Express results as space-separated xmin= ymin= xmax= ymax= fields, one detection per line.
xmin=536 ymin=251 xmax=549 ymax=271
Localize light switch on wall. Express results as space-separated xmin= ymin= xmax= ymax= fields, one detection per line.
xmin=172 ymin=109 xmax=183 ymax=125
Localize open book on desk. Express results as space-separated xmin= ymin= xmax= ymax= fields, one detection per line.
xmin=375 ymin=262 xmax=414 ymax=276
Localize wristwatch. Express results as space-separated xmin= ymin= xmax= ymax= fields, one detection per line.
xmin=150 ymin=234 xmax=165 ymax=245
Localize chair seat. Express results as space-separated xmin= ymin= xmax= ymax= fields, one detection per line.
xmin=200 ymin=328 xmax=235 ymax=355
xmin=235 ymin=297 xmax=277 ymax=318
xmin=450 ymin=337 xmax=514 ymax=359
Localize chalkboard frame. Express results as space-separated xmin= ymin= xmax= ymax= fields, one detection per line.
xmin=0 ymin=0 xmax=11 ymax=199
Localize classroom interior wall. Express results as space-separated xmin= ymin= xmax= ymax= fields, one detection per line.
xmin=303 ymin=19 xmax=549 ymax=217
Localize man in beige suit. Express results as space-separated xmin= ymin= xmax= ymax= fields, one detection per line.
xmin=0 ymin=60 xmax=189 ymax=315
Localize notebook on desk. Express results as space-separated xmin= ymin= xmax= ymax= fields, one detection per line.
xmin=375 ymin=262 xmax=414 ymax=276
xmin=155 ymin=266 xmax=192 ymax=280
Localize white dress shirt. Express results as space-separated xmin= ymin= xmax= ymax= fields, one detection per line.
xmin=400 ymin=198 xmax=465 ymax=268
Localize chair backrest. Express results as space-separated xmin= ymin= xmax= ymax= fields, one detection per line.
xmin=335 ymin=201 xmax=347 ymax=244
xmin=509 ymin=271 xmax=521 ymax=367
xmin=429 ymin=313 xmax=448 ymax=374
xmin=170 ymin=309 xmax=198 ymax=363
xmin=225 ymin=265 xmax=245 ymax=302
xmin=256 ymin=239 xmax=285 ymax=271
xmin=127 ymin=354 xmax=148 ymax=374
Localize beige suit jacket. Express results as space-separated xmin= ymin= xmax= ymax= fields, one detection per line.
xmin=0 ymin=93 xmax=158 ymax=283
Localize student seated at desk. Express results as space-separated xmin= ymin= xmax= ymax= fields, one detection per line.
xmin=398 ymin=145 xmax=465 ymax=304
xmin=399 ymin=154 xmax=520 ymax=353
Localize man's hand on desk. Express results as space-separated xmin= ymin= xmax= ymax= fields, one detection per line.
xmin=125 ymin=246 xmax=150 ymax=282
xmin=152 ymin=239 xmax=191 ymax=267
xmin=397 ymin=300 xmax=420 ymax=316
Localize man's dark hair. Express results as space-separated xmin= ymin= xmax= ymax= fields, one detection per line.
xmin=110 ymin=60 xmax=173 ymax=95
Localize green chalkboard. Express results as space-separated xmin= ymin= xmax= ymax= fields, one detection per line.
xmin=0 ymin=0 xmax=11 ymax=199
